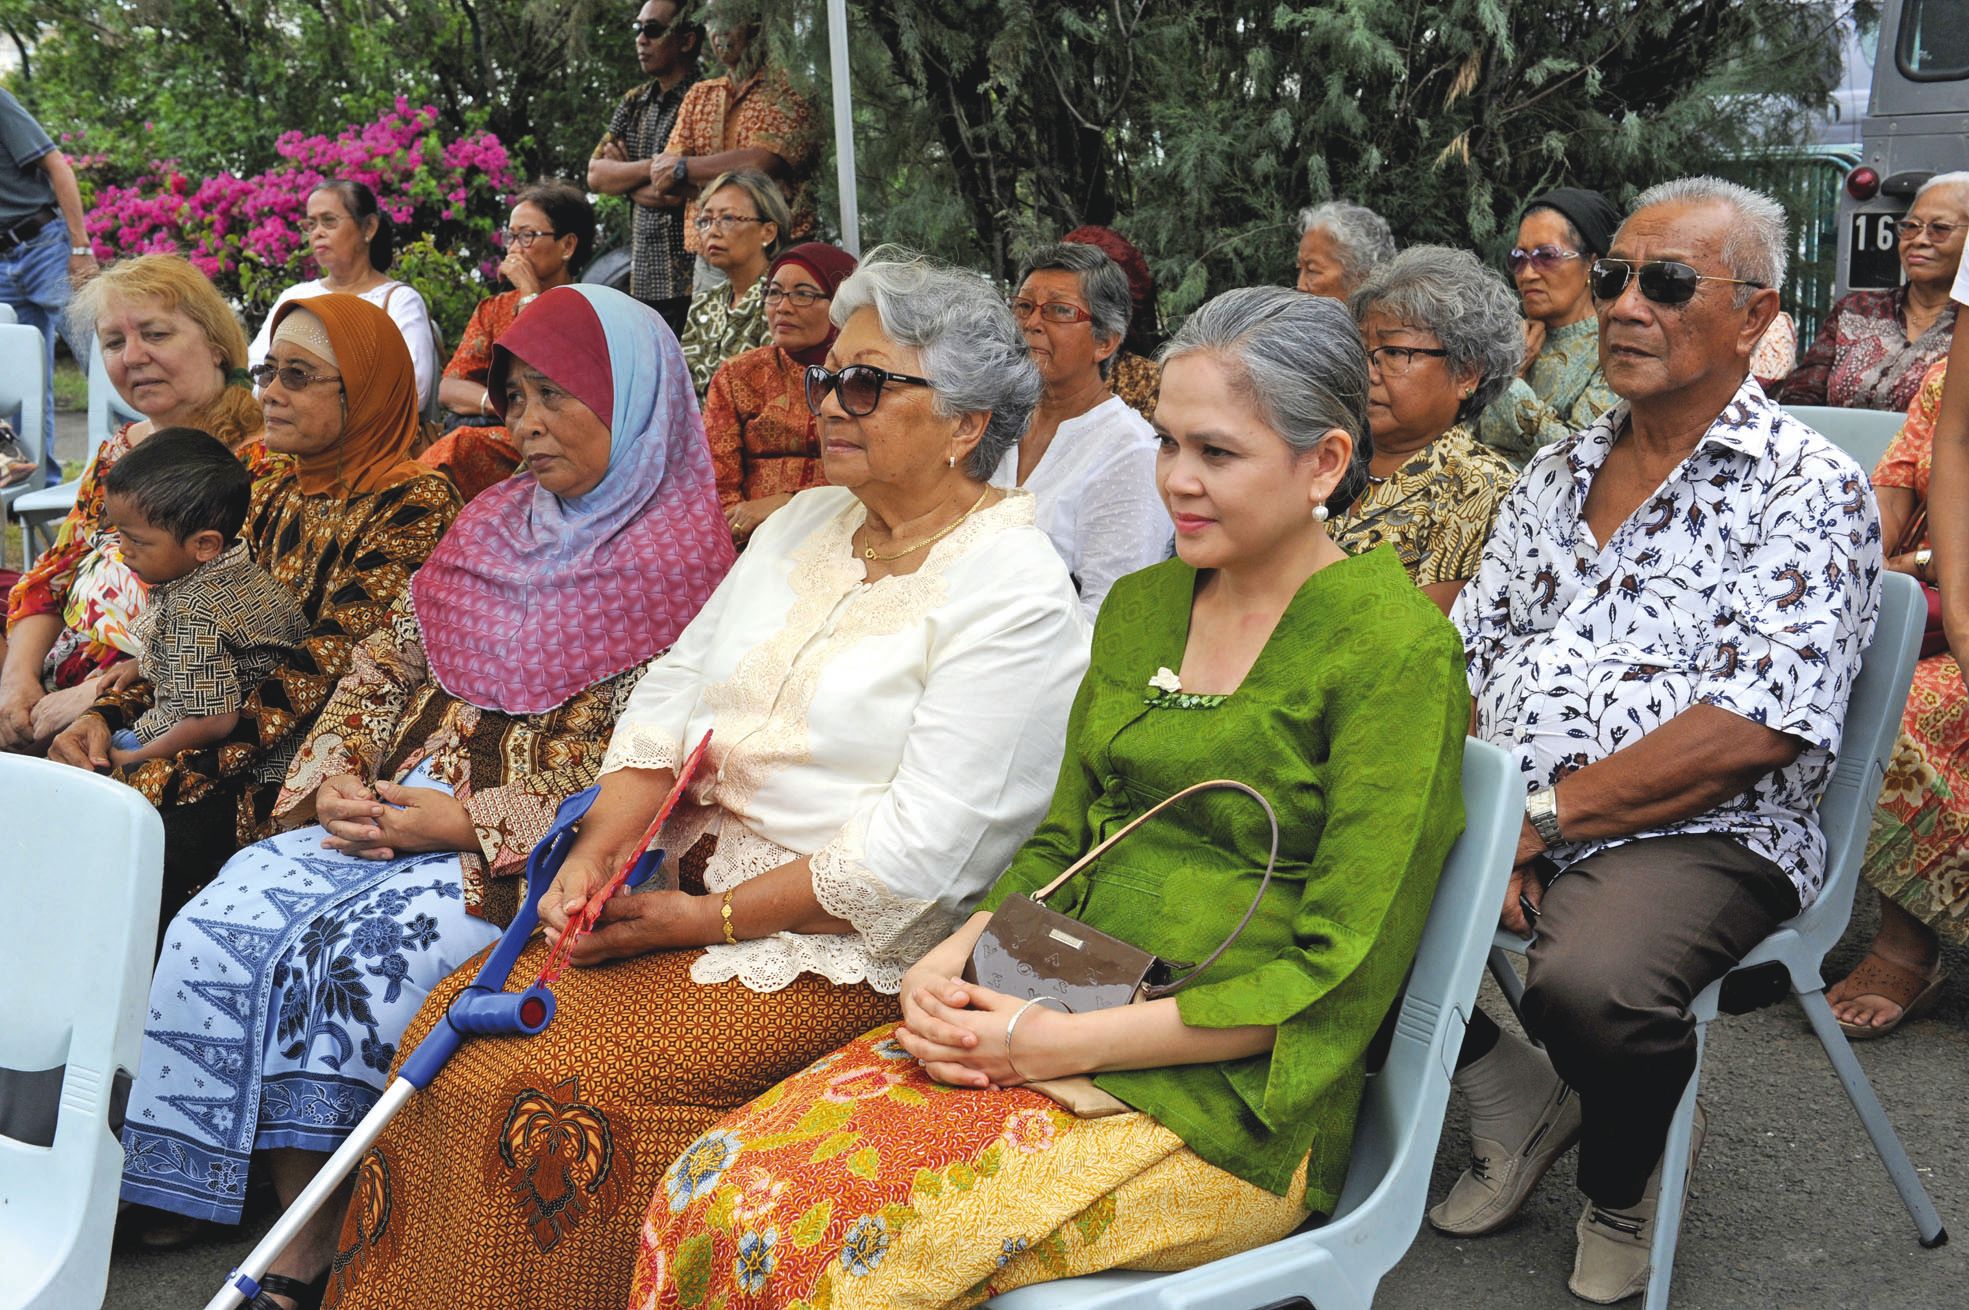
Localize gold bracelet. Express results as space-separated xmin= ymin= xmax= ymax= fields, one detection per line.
xmin=720 ymin=889 xmax=738 ymax=945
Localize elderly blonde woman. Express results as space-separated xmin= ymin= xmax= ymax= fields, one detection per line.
xmin=994 ymin=241 xmax=1165 ymax=621
xmin=327 ymin=247 xmax=1089 ymax=1310
xmin=1295 ymin=198 xmax=1397 ymax=299
xmin=1332 ymin=246 xmax=1520 ymax=612
xmin=680 ymin=167 xmax=791 ymax=399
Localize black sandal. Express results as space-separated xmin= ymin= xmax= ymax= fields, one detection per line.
xmin=246 ymin=1272 xmax=328 ymax=1310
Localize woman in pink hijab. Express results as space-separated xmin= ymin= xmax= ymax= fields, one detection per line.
xmin=117 ymin=285 xmax=733 ymax=1305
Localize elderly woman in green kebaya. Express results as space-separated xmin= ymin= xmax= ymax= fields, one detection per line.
xmin=628 ymin=285 xmax=1471 ymax=1308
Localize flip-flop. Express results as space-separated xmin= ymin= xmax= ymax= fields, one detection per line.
xmin=1830 ymin=951 xmax=1948 ymax=1040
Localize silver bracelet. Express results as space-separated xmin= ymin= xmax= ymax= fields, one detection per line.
xmin=1003 ymin=995 xmax=1070 ymax=1083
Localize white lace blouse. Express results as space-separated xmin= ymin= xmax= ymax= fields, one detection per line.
xmin=991 ymin=393 xmax=1168 ymax=621
xmin=600 ymin=486 xmax=1090 ymax=994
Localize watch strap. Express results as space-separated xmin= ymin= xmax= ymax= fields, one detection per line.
xmin=1526 ymin=787 xmax=1564 ymax=847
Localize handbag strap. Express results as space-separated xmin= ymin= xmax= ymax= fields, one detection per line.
xmin=1030 ymin=779 xmax=1280 ymax=998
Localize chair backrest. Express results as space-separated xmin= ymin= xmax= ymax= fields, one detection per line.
xmin=1329 ymin=739 xmax=1524 ymax=1231
xmin=0 ymin=322 xmax=49 ymax=478
xmin=1782 ymin=403 xmax=1906 ymax=475
xmin=0 ymin=757 xmax=164 ymax=1310
xmin=86 ymin=335 xmax=141 ymax=461
xmin=0 ymin=302 xmax=15 ymax=324
xmin=1786 ymin=570 xmax=1925 ymax=962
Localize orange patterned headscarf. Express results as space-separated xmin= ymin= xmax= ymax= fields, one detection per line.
xmin=267 ymin=293 xmax=425 ymax=497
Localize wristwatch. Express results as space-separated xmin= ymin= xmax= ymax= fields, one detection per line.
xmin=1914 ymin=547 xmax=1933 ymax=582
xmin=672 ymin=158 xmax=690 ymax=186
xmin=1525 ymin=786 xmax=1564 ymax=848
xmin=70 ymin=245 xmax=92 ymax=257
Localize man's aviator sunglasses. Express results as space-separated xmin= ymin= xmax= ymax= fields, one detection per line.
xmin=804 ymin=364 xmax=932 ymax=417
xmin=1588 ymin=258 xmax=1765 ymax=307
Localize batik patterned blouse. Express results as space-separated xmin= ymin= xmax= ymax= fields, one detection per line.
xmin=1330 ymin=424 xmax=1516 ymax=587
xmin=1476 ymin=317 xmax=1618 ymax=465
xmin=1870 ymin=359 xmax=1947 ymax=546
xmin=87 ymin=470 xmax=460 ymax=842
xmin=665 ymin=67 xmax=819 ymax=256
xmin=1779 ymin=287 xmax=1956 ymax=412
xmin=701 ymin=343 xmax=828 ymax=509
xmin=1451 ymin=379 xmax=1883 ymax=908
xmin=274 ymin=597 xmax=648 ymax=926
xmin=1110 ymin=351 xmax=1161 ymax=422
xmin=681 ymin=278 xmax=769 ymax=402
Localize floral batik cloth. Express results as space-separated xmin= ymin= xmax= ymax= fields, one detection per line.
xmin=120 ymin=761 xmax=501 ymax=1223
xmin=1778 ymin=287 xmax=1955 ymax=413
xmin=630 ymin=1025 xmax=1309 ymax=1310
xmin=1330 ymin=423 xmax=1517 ymax=586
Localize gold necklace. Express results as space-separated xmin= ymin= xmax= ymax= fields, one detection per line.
xmin=859 ymin=487 xmax=993 ymax=562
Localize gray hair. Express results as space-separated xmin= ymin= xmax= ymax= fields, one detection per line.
xmin=830 ymin=245 xmax=1042 ymax=480
xmin=1627 ymin=176 xmax=1787 ymax=304
xmin=700 ymin=168 xmax=792 ymax=259
xmin=1350 ymin=245 xmax=1527 ymax=421
xmin=1158 ymin=285 xmax=1372 ymax=515
xmin=1015 ymin=242 xmax=1132 ymax=380
xmin=1296 ymin=200 xmax=1398 ymax=293
xmin=1913 ymin=171 xmax=1969 ymax=210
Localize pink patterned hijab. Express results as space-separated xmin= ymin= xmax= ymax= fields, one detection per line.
xmin=411 ymin=285 xmax=735 ymax=714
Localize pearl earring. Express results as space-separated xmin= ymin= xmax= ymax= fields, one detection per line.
xmin=947 ymin=455 xmax=956 ymax=469
xmin=1312 ymin=504 xmax=1330 ymax=523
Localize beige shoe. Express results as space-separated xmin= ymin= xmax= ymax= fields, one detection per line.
xmin=1428 ymin=1058 xmax=1583 ymax=1236
xmin=1567 ymin=1102 xmax=1709 ymax=1304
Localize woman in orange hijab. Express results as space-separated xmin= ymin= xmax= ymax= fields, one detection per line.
xmin=52 ymin=294 xmax=461 ymax=911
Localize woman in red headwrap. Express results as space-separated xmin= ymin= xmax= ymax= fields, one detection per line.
xmin=702 ymin=240 xmax=857 ymax=542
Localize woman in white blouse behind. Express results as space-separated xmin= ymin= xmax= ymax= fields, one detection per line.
xmin=995 ymin=242 xmax=1167 ymax=620
xmin=323 ymin=246 xmax=1090 ymax=1310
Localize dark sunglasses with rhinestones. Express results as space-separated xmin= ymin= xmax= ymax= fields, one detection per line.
xmin=804 ymin=363 xmax=933 ymax=417
xmin=1588 ymin=258 xmax=1765 ymax=307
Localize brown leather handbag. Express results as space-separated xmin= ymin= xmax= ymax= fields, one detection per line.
xmin=963 ymin=779 xmax=1281 ymax=1013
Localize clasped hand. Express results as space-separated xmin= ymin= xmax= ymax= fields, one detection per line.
xmin=537 ymin=854 xmax=715 ymax=967
xmin=894 ymin=972 xmax=1073 ymax=1090
xmin=317 ymin=773 xmax=476 ymax=860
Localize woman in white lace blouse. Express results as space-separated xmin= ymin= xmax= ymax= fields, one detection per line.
xmin=993 ymin=241 xmax=1167 ymax=620
xmin=323 ymin=246 xmax=1090 ymax=1310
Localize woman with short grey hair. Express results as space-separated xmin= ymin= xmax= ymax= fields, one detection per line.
xmin=1296 ymin=198 xmax=1397 ymax=298
xmin=631 ymin=280 xmax=1470 ymax=1307
xmin=330 ymin=246 xmax=1091 ymax=1307
xmin=1334 ymin=245 xmax=1520 ymax=610
xmin=991 ymin=241 xmax=1165 ymax=621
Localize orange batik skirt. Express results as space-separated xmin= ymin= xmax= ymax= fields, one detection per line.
xmin=630 ymin=1025 xmax=1310 ymax=1310
xmin=323 ymin=943 xmax=898 ymax=1310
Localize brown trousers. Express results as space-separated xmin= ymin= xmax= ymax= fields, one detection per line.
xmin=1517 ymin=833 xmax=1798 ymax=1207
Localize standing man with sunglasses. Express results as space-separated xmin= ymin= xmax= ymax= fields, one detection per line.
xmin=1436 ymin=176 xmax=1881 ymax=1304
xmin=0 ymin=87 xmax=98 ymax=485
xmin=591 ymin=0 xmax=704 ymax=337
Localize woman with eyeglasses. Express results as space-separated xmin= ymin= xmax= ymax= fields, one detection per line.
xmin=702 ymin=240 xmax=856 ymax=543
xmin=1780 ymin=171 xmax=1968 ymax=411
xmin=246 ymin=179 xmax=440 ymax=413
xmin=420 ymin=183 xmax=597 ymax=501
xmin=994 ymin=241 xmax=1166 ymax=622
xmin=679 ymin=167 xmax=788 ymax=400
xmin=117 ymin=287 xmax=732 ymax=1307
xmin=3 ymin=256 xmax=275 ymax=756
xmin=50 ymin=295 xmax=458 ymax=933
xmin=1333 ymin=246 xmax=1520 ymax=613
xmin=1475 ymin=187 xmax=1622 ymax=465
xmin=321 ymin=247 xmax=1086 ymax=1310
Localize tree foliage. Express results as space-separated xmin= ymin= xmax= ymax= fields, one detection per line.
xmin=5 ymin=1 xmax=1851 ymax=330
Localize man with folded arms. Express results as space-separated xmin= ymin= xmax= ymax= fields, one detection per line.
xmin=1438 ymin=176 xmax=1882 ymax=1304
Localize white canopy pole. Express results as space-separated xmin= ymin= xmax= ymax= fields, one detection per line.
xmin=825 ymin=0 xmax=860 ymax=255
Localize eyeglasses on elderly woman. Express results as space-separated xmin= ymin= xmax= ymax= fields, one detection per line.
xmin=804 ymin=363 xmax=932 ymax=417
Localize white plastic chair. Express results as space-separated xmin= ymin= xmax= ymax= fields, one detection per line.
xmin=12 ymin=336 xmax=130 ymax=561
xmin=0 ymin=321 xmax=50 ymax=568
xmin=1782 ymin=403 xmax=1906 ymax=476
xmin=1486 ymin=570 xmax=1943 ymax=1310
xmin=0 ymin=755 xmax=165 ymax=1310
xmin=984 ymin=738 xmax=1524 ymax=1310
xmin=0 ymin=302 xmax=15 ymax=324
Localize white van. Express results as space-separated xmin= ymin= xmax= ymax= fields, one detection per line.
xmin=1836 ymin=0 xmax=1969 ymax=300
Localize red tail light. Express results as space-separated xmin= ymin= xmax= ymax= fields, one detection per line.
xmin=1847 ymin=167 xmax=1881 ymax=201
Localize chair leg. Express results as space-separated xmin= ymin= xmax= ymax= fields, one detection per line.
xmin=1642 ymin=1024 xmax=1703 ymax=1310
xmin=1487 ymin=946 xmax=1526 ymax=1020
xmin=1797 ymin=988 xmax=1949 ymax=1248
